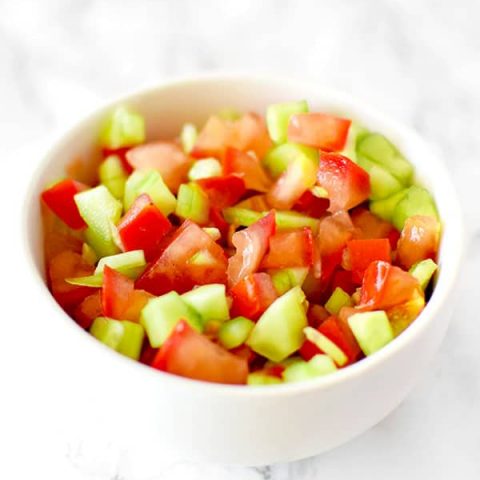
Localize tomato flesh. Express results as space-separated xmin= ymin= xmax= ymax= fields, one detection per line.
xmin=196 ymin=175 xmax=246 ymax=209
xmin=346 ymin=238 xmax=392 ymax=283
xmin=224 ymin=148 xmax=272 ymax=192
xmin=102 ymin=266 xmax=134 ymax=319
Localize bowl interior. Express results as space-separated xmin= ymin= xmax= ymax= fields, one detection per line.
xmin=24 ymin=76 xmax=464 ymax=393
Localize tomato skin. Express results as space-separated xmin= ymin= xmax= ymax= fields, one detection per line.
xmin=126 ymin=141 xmax=191 ymax=193
xmin=261 ymin=227 xmax=314 ymax=269
xmin=317 ymin=152 xmax=370 ymax=212
xmin=196 ymin=175 xmax=246 ymax=209
xmin=41 ymin=179 xmax=87 ymax=229
xmin=233 ymin=112 xmax=273 ymax=160
xmin=307 ymin=304 xmax=330 ymax=328
xmin=358 ymin=260 xmax=420 ymax=311
xmin=230 ymin=272 xmax=278 ymax=320
xmin=397 ymin=215 xmax=440 ymax=269
xmin=224 ymin=148 xmax=272 ymax=192
xmin=73 ymin=291 xmax=102 ymax=329
xmin=227 ymin=211 xmax=276 ymax=288
xmin=346 ymin=238 xmax=392 ymax=283
xmin=330 ymin=269 xmax=357 ymax=295
xmin=151 ymin=320 xmax=248 ymax=384
xmin=117 ymin=194 xmax=172 ymax=261
xmin=102 ymin=266 xmax=134 ymax=319
xmin=136 ymin=220 xmax=228 ymax=295
xmin=287 ymin=112 xmax=351 ymax=151
xmin=294 ymin=190 xmax=329 ymax=218
xmin=48 ymin=251 xmax=96 ymax=312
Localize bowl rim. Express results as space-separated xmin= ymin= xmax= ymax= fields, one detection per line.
xmin=22 ymin=72 xmax=465 ymax=398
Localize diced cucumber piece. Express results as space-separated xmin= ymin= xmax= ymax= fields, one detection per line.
xmin=247 ymin=286 xmax=307 ymax=362
xmin=180 ymin=122 xmax=198 ymax=154
xmin=75 ymin=185 xmax=122 ymax=258
xmin=325 ymin=287 xmax=353 ymax=315
xmin=218 ymin=317 xmax=255 ymax=349
xmin=266 ymin=101 xmax=309 ymax=144
xmin=263 ymin=142 xmax=318 ymax=178
xmin=269 ymin=267 xmax=309 ymax=295
xmin=357 ymin=155 xmax=404 ymax=200
xmin=217 ymin=108 xmax=241 ymax=121
xmin=66 ymin=275 xmax=103 ymax=287
xmin=348 ymin=311 xmax=393 ymax=356
xmin=90 ymin=317 xmax=125 ymax=350
xmin=340 ymin=122 xmax=369 ymax=162
xmin=188 ymin=249 xmax=217 ymax=266
xmin=369 ymin=189 xmax=408 ymax=222
xmin=310 ymin=186 xmax=329 ymax=198
xmin=116 ymin=321 xmax=145 ymax=360
xmin=81 ymin=243 xmax=97 ymax=265
xmin=409 ymin=259 xmax=438 ymax=290
xmin=357 ymin=133 xmax=413 ymax=184
xmin=392 ymin=185 xmax=439 ymax=231
xmin=247 ymin=372 xmax=283 ymax=386
xmin=95 ymin=250 xmax=146 ymax=275
xmin=303 ymin=326 xmax=348 ymax=367
xmin=202 ymin=227 xmax=221 ymax=241
xmin=140 ymin=292 xmax=202 ymax=347
xmin=90 ymin=317 xmax=144 ymax=360
xmin=222 ymin=207 xmax=263 ymax=226
xmin=100 ymin=106 xmax=145 ymax=150
xmin=124 ymin=170 xmax=176 ymax=216
xmin=188 ymin=158 xmax=222 ymax=181
xmin=175 ymin=182 xmax=210 ymax=224
xmin=99 ymin=155 xmax=128 ymax=200
xmin=181 ymin=284 xmax=230 ymax=324
xmin=282 ymin=354 xmax=337 ymax=383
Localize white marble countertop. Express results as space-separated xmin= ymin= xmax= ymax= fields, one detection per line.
xmin=2 ymin=0 xmax=480 ymax=478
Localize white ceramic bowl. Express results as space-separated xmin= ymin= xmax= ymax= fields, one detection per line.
xmin=23 ymin=75 xmax=464 ymax=467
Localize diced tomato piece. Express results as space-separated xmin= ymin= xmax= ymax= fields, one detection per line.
xmin=41 ymin=179 xmax=87 ymax=229
xmin=358 ymin=260 xmax=420 ymax=311
xmin=351 ymin=207 xmax=397 ymax=240
xmin=230 ymin=272 xmax=278 ymax=320
xmin=151 ymin=320 xmax=248 ymax=384
xmin=330 ymin=269 xmax=357 ymax=295
xmin=126 ymin=141 xmax=191 ymax=193
xmin=42 ymin=219 xmax=83 ymax=263
xmin=136 ymin=220 xmax=228 ymax=295
xmin=319 ymin=315 xmax=361 ymax=365
xmin=196 ymin=175 xmax=246 ymax=209
xmin=397 ymin=215 xmax=440 ymax=269
xmin=307 ymin=304 xmax=330 ymax=328
xmin=224 ymin=148 xmax=272 ymax=192
xmin=233 ymin=113 xmax=273 ymax=160
xmin=102 ymin=266 xmax=134 ymax=319
xmin=227 ymin=211 xmax=276 ymax=287
xmin=299 ymin=339 xmax=321 ymax=361
xmin=235 ymin=194 xmax=270 ymax=212
xmin=346 ymin=239 xmax=392 ymax=283
xmin=48 ymin=251 xmax=96 ymax=311
xmin=122 ymin=289 xmax=153 ymax=323
xmin=140 ymin=343 xmax=158 ymax=365
xmin=294 ymin=190 xmax=329 ymax=218
xmin=261 ymin=227 xmax=314 ymax=269
xmin=191 ymin=116 xmax=232 ymax=159
xmin=208 ymin=207 xmax=230 ymax=241
xmin=102 ymin=147 xmax=133 ymax=173
xmin=317 ymin=152 xmax=370 ymax=212
xmin=317 ymin=211 xmax=356 ymax=257
xmin=117 ymin=193 xmax=172 ymax=261
xmin=230 ymin=344 xmax=258 ymax=365
xmin=73 ymin=291 xmax=102 ymax=329
xmin=287 ymin=112 xmax=351 ymax=151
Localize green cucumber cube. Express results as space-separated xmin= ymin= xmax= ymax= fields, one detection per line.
xmin=269 ymin=267 xmax=309 ymax=295
xmin=247 ymin=372 xmax=283 ymax=386
xmin=175 ymin=182 xmax=210 ymax=224
xmin=181 ymin=284 xmax=230 ymax=324
xmin=392 ymin=185 xmax=439 ymax=231
xmin=222 ymin=207 xmax=263 ymax=226
xmin=303 ymin=326 xmax=348 ymax=367
xmin=275 ymin=211 xmax=319 ymax=232
xmin=188 ymin=158 xmax=222 ymax=181
xmin=81 ymin=243 xmax=97 ymax=265
xmin=369 ymin=188 xmax=408 ymax=222
xmin=187 ymin=249 xmax=218 ymax=266
xmin=357 ymin=155 xmax=404 ymax=200
xmin=348 ymin=310 xmax=393 ymax=356
xmin=282 ymin=354 xmax=337 ymax=383
xmin=218 ymin=317 xmax=255 ymax=350
xmin=116 ymin=321 xmax=145 ymax=360
xmin=74 ymin=185 xmax=122 ymax=258
xmin=263 ymin=142 xmax=318 ymax=178
xmin=99 ymin=155 xmax=128 ymax=200
xmin=266 ymin=101 xmax=309 ymax=144
xmin=124 ymin=170 xmax=176 ymax=216
xmin=95 ymin=250 xmax=146 ymax=275
xmin=100 ymin=106 xmax=145 ymax=150
xmin=246 ymin=286 xmax=307 ymax=362
xmin=325 ymin=287 xmax=353 ymax=315
xmin=340 ymin=122 xmax=369 ymax=162
xmin=140 ymin=292 xmax=202 ymax=347
xmin=409 ymin=259 xmax=438 ymax=290
xmin=357 ymin=133 xmax=413 ymax=184
xmin=180 ymin=123 xmax=198 ymax=154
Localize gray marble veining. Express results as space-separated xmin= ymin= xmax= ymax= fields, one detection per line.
xmin=2 ymin=0 xmax=480 ymax=478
